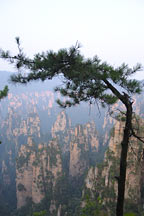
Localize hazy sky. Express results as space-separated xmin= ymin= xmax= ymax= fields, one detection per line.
xmin=0 ymin=0 xmax=144 ymax=79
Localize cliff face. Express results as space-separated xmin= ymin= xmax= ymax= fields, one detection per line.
xmin=16 ymin=137 xmax=62 ymax=209
xmin=69 ymin=122 xmax=99 ymax=177
xmin=51 ymin=111 xmax=100 ymax=178
xmin=14 ymin=110 xmax=101 ymax=215
xmin=84 ymin=118 xmax=144 ymax=215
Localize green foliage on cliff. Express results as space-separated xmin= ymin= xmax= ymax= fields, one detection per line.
xmin=124 ymin=213 xmax=136 ymax=216
xmin=47 ymin=144 xmax=59 ymax=167
xmin=14 ymin=197 xmax=33 ymax=216
xmin=17 ymin=183 xmax=26 ymax=192
xmin=16 ymin=152 xmax=31 ymax=170
xmin=110 ymin=127 xmax=115 ymax=138
xmin=33 ymin=210 xmax=47 ymax=216
xmin=81 ymin=193 xmax=107 ymax=216
xmin=0 ymin=85 xmax=8 ymax=100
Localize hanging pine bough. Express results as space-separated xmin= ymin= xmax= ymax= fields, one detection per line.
xmin=0 ymin=38 xmax=144 ymax=216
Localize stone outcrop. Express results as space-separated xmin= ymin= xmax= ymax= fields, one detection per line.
xmin=51 ymin=111 xmax=70 ymax=137
xmin=69 ymin=122 xmax=99 ymax=177
xmin=84 ymin=118 xmax=144 ymax=214
xmin=16 ymin=137 xmax=62 ymax=209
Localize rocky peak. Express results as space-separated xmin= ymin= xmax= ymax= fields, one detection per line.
xmin=51 ymin=111 xmax=71 ymax=137
xmin=69 ymin=122 xmax=99 ymax=177
xmin=16 ymin=137 xmax=62 ymax=209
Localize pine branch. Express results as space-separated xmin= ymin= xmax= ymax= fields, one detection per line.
xmin=131 ymin=127 xmax=144 ymax=143
xmin=103 ymin=79 xmax=125 ymax=104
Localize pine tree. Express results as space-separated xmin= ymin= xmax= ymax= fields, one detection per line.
xmin=0 ymin=38 xmax=143 ymax=216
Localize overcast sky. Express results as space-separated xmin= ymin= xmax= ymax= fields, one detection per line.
xmin=0 ymin=0 xmax=144 ymax=79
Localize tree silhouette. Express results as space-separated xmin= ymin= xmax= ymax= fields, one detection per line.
xmin=0 ymin=38 xmax=143 ymax=216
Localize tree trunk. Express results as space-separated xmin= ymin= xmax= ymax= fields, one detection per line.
xmin=103 ymin=80 xmax=134 ymax=215
xmin=116 ymin=102 xmax=132 ymax=216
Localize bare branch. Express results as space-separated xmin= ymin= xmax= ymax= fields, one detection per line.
xmin=131 ymin=127 xmax=144 ymax=143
